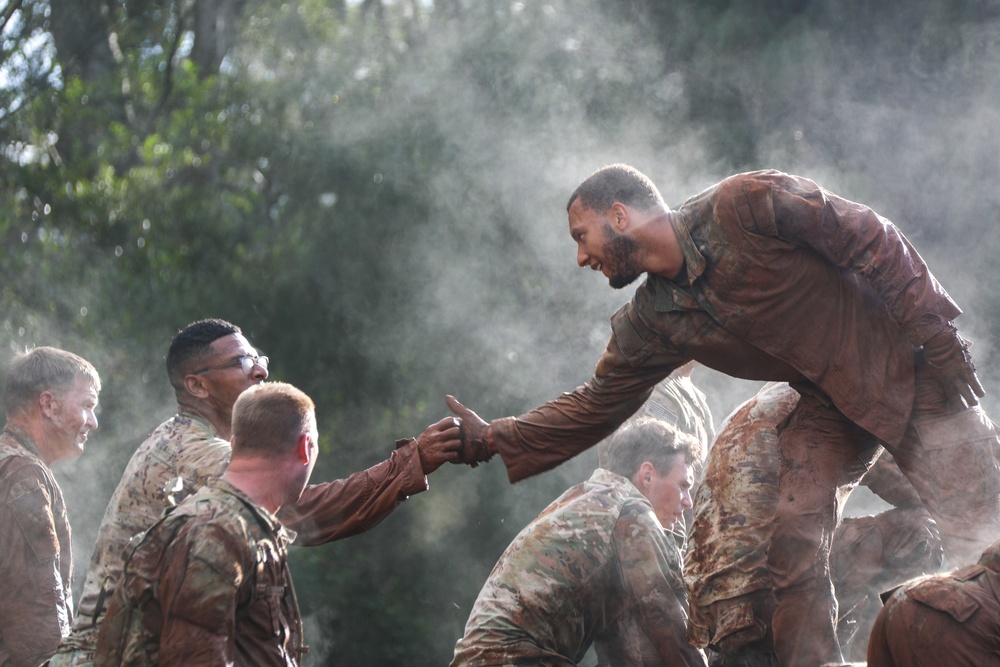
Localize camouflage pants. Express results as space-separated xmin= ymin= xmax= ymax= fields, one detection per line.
xmin=767 ymin=363 xmax=1000 ymax=667
xmin=699 ymin=507 xmax=941 ymax=665
xmin=48 ymin=627 xmax=97 ymax=667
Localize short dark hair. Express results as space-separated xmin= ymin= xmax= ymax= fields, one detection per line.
xmin=3 ymin=346 xmax=101 ymax=416
xmin=166 ymin=319 xmax=241 ymax=390
xmin=603 ymin=417 xmax=701 ymax=479
xmin=567 ymin=163 xmax=665 ymax=214
xmin=232 ymin=382 xmax=315 ymax=458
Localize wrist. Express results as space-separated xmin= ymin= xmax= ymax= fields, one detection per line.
xmin=908 ymin=317 xmax=954 ymax=348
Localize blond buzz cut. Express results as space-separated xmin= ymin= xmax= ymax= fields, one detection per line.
xmin=231 ymin=382 xmax=316 ymax=458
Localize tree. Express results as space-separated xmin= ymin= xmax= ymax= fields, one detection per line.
xmin=3 ymin=1 xmax=1000 ymax=664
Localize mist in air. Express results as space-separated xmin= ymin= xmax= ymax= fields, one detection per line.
xmin=3 ymin=1 xmax=1000 ymax=665
xmin=287 ymin=3 xmax=1000 ymax=662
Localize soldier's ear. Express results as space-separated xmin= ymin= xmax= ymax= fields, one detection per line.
xmin=610 ymin=202 xmax=629 ymax=231
xmin=632 ymin=461 xmax=656 ymax=491
xmin=296 ymin=433 xmax=312 ymax=466
xmin=38 ymin=390 xmax=57 ymax=418
xmin=183 ymin=373 xmax=210 ymax=398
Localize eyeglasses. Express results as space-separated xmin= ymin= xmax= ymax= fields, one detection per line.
xmin=192 ymin=354 xmax=269 ymax=376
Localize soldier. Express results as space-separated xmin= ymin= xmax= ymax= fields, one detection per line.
xmin=450 ymin=418 xmax=706 ymax=667
xmin=55 ymin=319 xmax=461 ymax=665
xmin=448 ymin=164 xmax=1000 ymax=666
xmin=0 ymin=347 xmax=101 ymax=666
xmin=685 ymin=383 xmax=944 ymax=665
xmin=867 ymin=538 xmax=1000 ymax=666
xmin=94 ymin=382 xmax=319 ymax=665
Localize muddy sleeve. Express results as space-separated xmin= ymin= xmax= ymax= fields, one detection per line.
xmin=616 ymin=512 xmax=707 ymax=667
xmin=278 ymin=442 xmax=427 ymax=546
xmin=861 ymin=451 xmax=924 ymax=508
xmin=157 ymin=524 xmax=245 ymax=666
xmin=0 ymin=463 xmax=69 ymax=666
xmin=489 ymin=302 xmax=683 ymax=483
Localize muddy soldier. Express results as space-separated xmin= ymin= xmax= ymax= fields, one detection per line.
xmin=867 ymin=538 xmax=1000 ymax=666
xmin=686 ymin=382 xmax=944 ymax=665
xmin=448 ymin=165 xmax=1000 ymax=667
xmin=598 ymin=361 xmax=714 ymax=544
xmin=94 ymin=382 xmax=319 ymax=665
xmin=0 ymin=347 xmax=101 ymax=666
xmin=55 ymin=319 xmax=462 ymax=666
xmin=451 ymin=418 xmax=706 ymax=667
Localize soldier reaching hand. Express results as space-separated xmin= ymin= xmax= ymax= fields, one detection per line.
xmin=95 ymin=382 xmax=320 ymax=665
xmin=55 ymin=319 xmax=461 ymax=666
xmin=448 ymin=164 xmax=1000 ymax=667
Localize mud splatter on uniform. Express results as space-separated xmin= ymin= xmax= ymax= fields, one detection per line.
xmin=485 ymin=171 xmax=1000 ymax=665
xmin=0 ymin=425 xmax=74 ymax=666
xmin=686 ymin=383 xmax=943 ymax=662
xmin=868 ymin=539 xmax=1000 ymax=666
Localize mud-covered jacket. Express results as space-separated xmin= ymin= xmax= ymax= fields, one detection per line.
xmin=0 ymin=425 xmax=74 ymax=667
xmin=487 ymin=170 xmax=961 ymax=482
xmin=868 ymin=539 xmax=1000 ymax=665
xmin=94 ymin=478 xmax=301 ymax=667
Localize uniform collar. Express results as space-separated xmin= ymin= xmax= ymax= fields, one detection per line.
xmin=177 ymin=408 xmax=221 ymax=438
xmin=2 ymin=423 xmax=44 ymax=460
xmin=208 ymin=477 xmax=297 ymax=544
xmin=642 ymin=212 xmax=706 ymax=313
xmin=669 ymin=210 xmax=706 ymax=282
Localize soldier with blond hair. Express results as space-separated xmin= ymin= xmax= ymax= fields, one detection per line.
xmin=0 ymin=346 xmax=101 ymax=666
xmin=96 ymin=382 xmax=319 ymax=665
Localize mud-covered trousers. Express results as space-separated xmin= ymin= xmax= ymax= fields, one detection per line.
xmin=766 ymin=360 xmax=1000 ymax=667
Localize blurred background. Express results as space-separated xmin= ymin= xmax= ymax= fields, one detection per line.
xmin=1 ymin=0 xmax=999 ymax=663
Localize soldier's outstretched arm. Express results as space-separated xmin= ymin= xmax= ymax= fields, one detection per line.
xmin=408 ymin=416 xmax=463 ymax=474
xmin=279 ymin=418 xmax=460 ymax=546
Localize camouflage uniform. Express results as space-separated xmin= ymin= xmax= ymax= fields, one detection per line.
xmin=450 ymin=469 xmax=705 ymax=667
xmin=0 ymin=425 xmax=74 ymax=666
xmin=686 ymin=383 xmax=943 ymax=664
xmin=593 ymin=367 xmax=715 ymax=666
xmin=485 ymin=171 xmax=1000 ymax=665
xmin=55 ymin=411 xmax=427 ymax=666
xmin=867 ymin=539 xmax=1000 ymax=666
xmin=93 ymin=477 xmax=301 ymax=666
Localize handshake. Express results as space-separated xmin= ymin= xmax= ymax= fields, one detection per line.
xmin=397 ymin=395 xmax=495 ymax=474
xmin=446 ymin=395 xmax=495 ymax=467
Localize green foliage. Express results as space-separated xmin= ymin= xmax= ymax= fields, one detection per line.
xmin=2 ymin=0 xmax=1000 ymax=665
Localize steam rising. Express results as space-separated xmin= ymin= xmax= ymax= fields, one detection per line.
xmin=4 ymin=2 xmax=1000 ymax=665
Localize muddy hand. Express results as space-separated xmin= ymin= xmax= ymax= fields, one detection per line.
xmin=923 ymin=326 xmax=985 ymax=407
xmin=446 ymin=395 xmax=494 ymax=467
xmin=413 ymin=416 xmax=464 ymax=474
